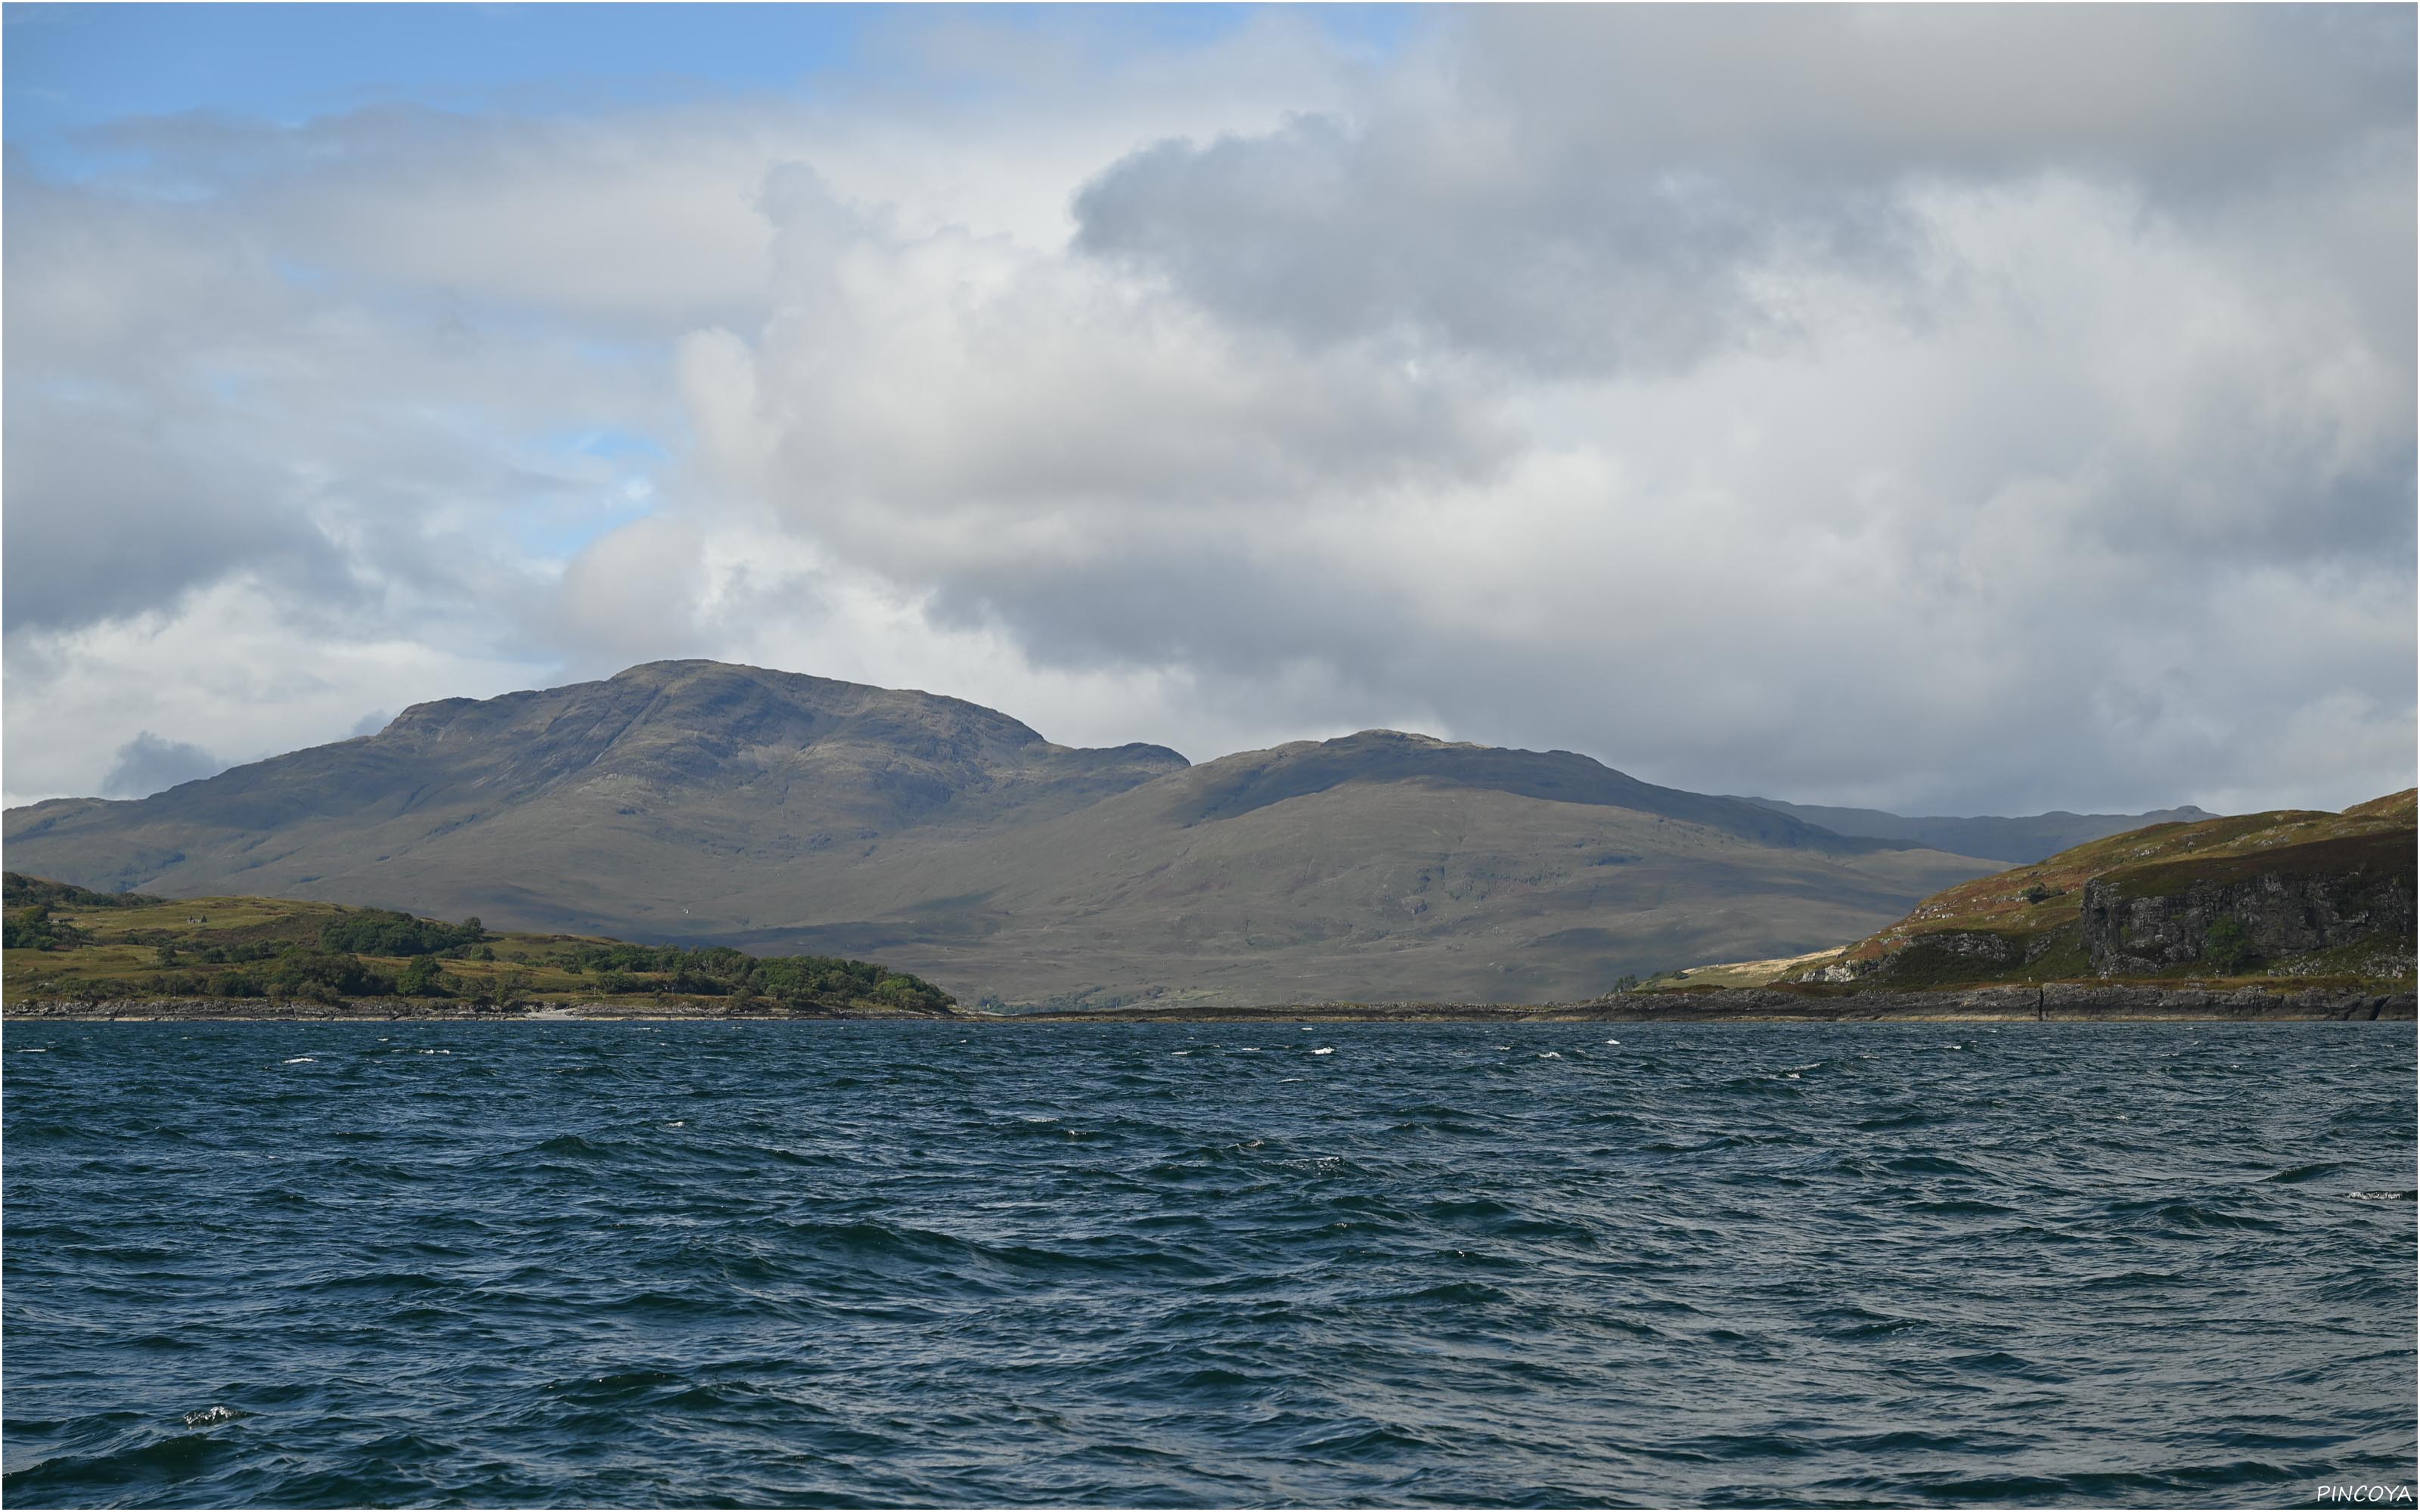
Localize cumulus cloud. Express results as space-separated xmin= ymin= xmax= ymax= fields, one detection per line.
xmin=4 ymin=8 xmax=2412 ymax=816
xmin=681 ymin=164 xmax=1512 ymax=630
xmin=1074 ymin=8 xmax=2414 ymax=379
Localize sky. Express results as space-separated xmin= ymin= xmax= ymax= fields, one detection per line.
xmin=3 ymin=3 xmax=2413 ymax=818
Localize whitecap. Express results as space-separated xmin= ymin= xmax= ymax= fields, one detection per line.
xmin=283 ymin=1057 xmax=316 ymax=1064
xmin=1312 ymin=1047 xmax=1335 ymax=1055
xmin=1604 ymin=1040 xmax=1621 ymax=1046
xmin=14 ymin=1047 xmax=48 ymax=1054
xmin=182 ymin=1405 xmax=247 ymax=1427
xmin=1539 ymin=1052 xmax=1562 ymax=1060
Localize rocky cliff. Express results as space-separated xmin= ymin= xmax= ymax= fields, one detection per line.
xmin=2081 ymin=830 xmax=2415 ymax=977
xmin=1733 ymin=791 xmax=2416 ymax=993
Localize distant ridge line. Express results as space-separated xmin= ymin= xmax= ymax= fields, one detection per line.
xmin=1735 ymin=796 xmax=2224 ymax=866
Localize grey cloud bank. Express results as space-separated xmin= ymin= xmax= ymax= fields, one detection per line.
xmin=100 ymin=732 xmax=224 ymax=801
xmin=4 ymin=6 xmax=2411 ymax=818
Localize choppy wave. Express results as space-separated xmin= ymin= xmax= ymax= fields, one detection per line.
xmin=4 ymin=1020 xmax=2413 ymax=1507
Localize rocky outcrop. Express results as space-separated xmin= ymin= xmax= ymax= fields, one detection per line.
xmin=2081 ymin=831 xmax=2415 ymax=975
xmin=1798 ymin=925 xmax=2079 ymax=987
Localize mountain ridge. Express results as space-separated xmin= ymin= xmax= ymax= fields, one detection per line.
xmin=1733 ymin=795 xmax=2223 ymax=864
xmin=8 ymin=658 xmax=2026 ymax=1005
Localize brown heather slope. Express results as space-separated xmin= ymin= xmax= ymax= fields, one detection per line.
xmin=1649 ymin=790 xmax=2416 ymax=993
xmin=4 ymin=661 xmax=2009 ymax=1006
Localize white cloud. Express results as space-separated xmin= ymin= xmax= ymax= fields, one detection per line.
xmin=4 ymin=8 xmax=2411 ymax=816
xmin=2 ymin=580 xmax=553 ymax=807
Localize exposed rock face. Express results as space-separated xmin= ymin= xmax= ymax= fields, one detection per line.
xmin=2081 ymin=832 xmax=2415 ymax=975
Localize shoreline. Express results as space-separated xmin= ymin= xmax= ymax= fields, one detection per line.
xmin=1019 ymin=984 xmax=2414 ymax=1024
xmin=8 ymin=984 xmax=2410 ymax=1024
xmin=2 ymin=998 xmax=956 ymax=1024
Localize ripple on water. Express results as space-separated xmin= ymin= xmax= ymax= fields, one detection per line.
xmin=2 ymin=1020 xmax=2411 ymax=1507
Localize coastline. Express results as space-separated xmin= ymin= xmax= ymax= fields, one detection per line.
xmin=8 ymin=983 xmax=2410 ymax=1024
xmin=1020 ymin=983 xmax=2414 ymax=1024
xmin=2 ymin=998 xmax=956 ymax=1024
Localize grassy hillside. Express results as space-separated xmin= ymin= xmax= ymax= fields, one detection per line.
xmin=2 ymin=874 xmax=959 ymax=1015
xmin=1 ymin=661 xmax=2009 ymax=1006
xmin=1646 ymin=791 xmax=2415 ymax=993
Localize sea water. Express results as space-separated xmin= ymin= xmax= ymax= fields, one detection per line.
xmin=4 ymin=1021 xmax=2412 ymax=1507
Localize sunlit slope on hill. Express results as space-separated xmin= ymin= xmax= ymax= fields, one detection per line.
xmin=2 ymin=872 xmax=957 ymax=1015
xmin=1650 ymin=792 xmax=2416 ymax=993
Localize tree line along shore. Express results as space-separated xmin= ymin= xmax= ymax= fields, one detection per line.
xmin=3 ymin=875 xmax=957 ymax=1020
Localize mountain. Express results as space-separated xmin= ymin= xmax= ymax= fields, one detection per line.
xmin=3 ymin=659 xmax=2008 ymax=1005
xmin=6 ymin=658 xmax=1187 ymax=899
xmin=1658 ymin=791 xmax=2415 ymax=992
xmin=1734 ymin=796 xmax=2222 ymax=864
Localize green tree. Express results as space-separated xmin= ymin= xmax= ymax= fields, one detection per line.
xmin=319 ymin=909 xmax=486 ymax=956
xmin=4 ymin=904 xmax=87 ymax=951
xmin=2204 ymin=916 xmax=2257 ymax=974
xmin=266 ymin=949 xmax=395 ymax=1004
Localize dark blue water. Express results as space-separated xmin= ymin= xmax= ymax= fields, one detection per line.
xmin=4 ymin=1021 xmax=2412 ymax=1507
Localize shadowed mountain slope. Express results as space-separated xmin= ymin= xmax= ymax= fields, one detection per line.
xmin=1736 ymin=795 xmax=2221 ymax=864
xmin=5 ymin=662 xmax=2008 ymax=1005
